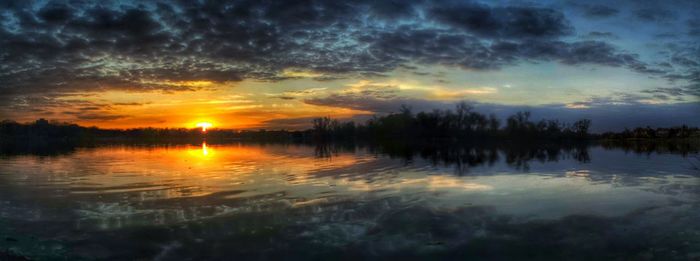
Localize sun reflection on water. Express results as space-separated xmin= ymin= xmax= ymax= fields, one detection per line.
xmin=186 ymin=142 xmax=216 ymax=160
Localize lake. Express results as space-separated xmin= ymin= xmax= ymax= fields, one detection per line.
xmin=0 ymin=142 xmax=698 ymax=260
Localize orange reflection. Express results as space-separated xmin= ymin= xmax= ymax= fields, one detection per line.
xmin=186 ymin=142 xmax=215 ymax=160
xmin=50 ymin=144 xmax=363 ymax=201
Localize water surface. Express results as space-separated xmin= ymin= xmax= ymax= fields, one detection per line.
xmin=0 ymin=142 xmax=698 ymax=260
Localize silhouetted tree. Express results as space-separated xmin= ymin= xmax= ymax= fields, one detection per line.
xmin=11 ymin=103 xmax=696 ymax=145
xmin=572 ymin=119 xmax=591 ymax=138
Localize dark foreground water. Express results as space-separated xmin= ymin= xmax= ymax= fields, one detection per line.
xmin=0 ymin=142 xmax=698 ymax=260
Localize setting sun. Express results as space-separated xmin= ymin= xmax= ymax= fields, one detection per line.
xmin=196 ymin=122 xmax=213 ymax=132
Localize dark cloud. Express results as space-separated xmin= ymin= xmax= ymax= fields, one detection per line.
xmin=583 ymin=31 xmax=618 ymax=39
xmin=63 ymin=111 xmax=127 ymax=121
xmin=654 ymin=33 xmax=679 ymax=39
xmin=0 ymin=0 xmax=688 ymax=110
xmin=113 ymin=102 xmax=145 ymax=106
xmin=0 ymin=94 xmax=136 ymax=122
xmin=429 ymin=3 xmax=573 ymax=39
xmin=262 ymin=115 xmax=372 ymax=130
xmin=689 ymin=19 xmax=700 ymax=36
xmin=78 ymin=106 xmax=104 ymax=111
xmin=659 ymin=43 xmax=700 ymax=98
xmin=565 ymin=92 xmax=653 ymax=107
xmin=489 ymin=40 xmax=661 ymax=75
xmin=634 ymin=8 xmax=675 ymax=22
xmin=362 ymin=27 xmax=652 ymax=72
xmin=643 ymin=86 xmax=700 ymax=99
xmin=303 ymin=82 xmax=413 ymax=112
xmin=671 ymin=56 xmax=699 ymax=68
xmin=580 ymin=4 xmax=619 ymax=18
xmin=364 ymin=28 xmax=499 ymax=70
xmin=37 ymin=4 xmax=74 ymax=23
xmin=2 ymin=96 xmax=105 ymax=111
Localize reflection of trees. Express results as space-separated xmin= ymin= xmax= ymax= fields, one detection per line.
xmin=314 ymin=143 xmax=338 ymax=159
xmin=359 ymin=141 xmax=593 ymax=174
xmin=601 ymin=140 xmax=700 ymax=156
xmin=3 ymin=138 xmax=698 ymax=176
xmin=504 ymin=143 xmax=590 ymax=171
xmin=0 ymin=140 xmax=78 ymax=156
xmin=308 ymin=140 xmax=699 ymax=175
xmin=313 ymin=142 xmax=356 ymax=159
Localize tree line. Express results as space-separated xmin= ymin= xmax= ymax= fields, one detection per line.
xmin=311 ymin=103 xmax=592 ymax=142
xmin=2 ymin=103 xmax=698 ymax=144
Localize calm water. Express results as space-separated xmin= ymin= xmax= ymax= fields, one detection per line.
xmin=0 ymin=142 xmax=698 ymax=260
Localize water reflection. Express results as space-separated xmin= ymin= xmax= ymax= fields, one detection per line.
xmin=312 ymin=142 xmax=607 ymax=174
xmin=202 ymin=142 xmax=209 ymax=156
xmin=0 ymin=141 xmax=698 ymax=259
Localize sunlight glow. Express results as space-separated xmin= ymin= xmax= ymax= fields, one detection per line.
xmin=196 ymin=122 xmax=213 ymax=132
xmin=565 ymin=103 xmax=590 ymax=109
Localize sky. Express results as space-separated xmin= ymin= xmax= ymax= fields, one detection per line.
xmin=1 ymin=0 xmax=699 ymax=132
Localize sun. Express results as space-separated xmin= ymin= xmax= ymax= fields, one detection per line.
xmin=196 ymin=122 xmax=213 ymax=132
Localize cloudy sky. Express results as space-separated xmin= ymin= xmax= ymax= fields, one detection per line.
xmin=1 ymin=0 xmax=699 ymax=131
